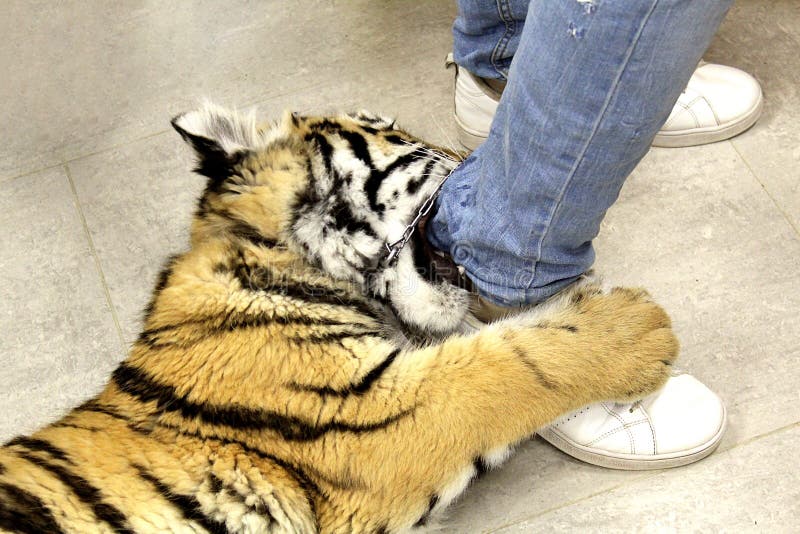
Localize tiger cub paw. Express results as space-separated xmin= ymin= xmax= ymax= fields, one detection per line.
xmin=573 ymin=285 xmax=678 ymax=400
xmin=513 ymin=284 xmax=679 ymax=402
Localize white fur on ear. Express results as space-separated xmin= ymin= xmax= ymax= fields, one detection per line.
xmin=344 ymin=110 xmax=397 ymax=129
xmin=172 ymin=102 xmax=263 ymax=155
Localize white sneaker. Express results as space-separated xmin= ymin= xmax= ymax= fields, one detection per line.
xmin=447 ymin=54 xmax=763 ymax=151
xmin=447 ymin=53 xmax=499 ymax=150
xmin=652 ymin=62 xmax=763 ymax=147
xmin=538 ymin=374 xmax=727 ymax=470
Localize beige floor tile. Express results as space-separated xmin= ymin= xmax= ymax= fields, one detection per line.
xmin=443 ymin=438 xmax=651 ymax=534
xmin=0 ymin=0 xmax=456 ymax=181
xmin=0 ymin=167 xmax=123 ymax=441
xmin=67 ymin=133 xmax=206 ymax=342
xmin=593 ymin=142 xmax=800 ymax=447
xmin=492 ymin=423 xmax=800 ymax=533
xmin=706 ymin=0 xmax=800 ymax=232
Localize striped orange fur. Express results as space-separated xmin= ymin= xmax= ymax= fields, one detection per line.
xmin=0 ymin=104 xmax=678 ymax=533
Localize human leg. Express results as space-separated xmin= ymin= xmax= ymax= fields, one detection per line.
xmin=431 ymin=0 xmax=734 ymax=306
xmin=452 ymin=0 xmax=529 ymax=81
xmin=429 ymin=0 xmax=733 ymax=470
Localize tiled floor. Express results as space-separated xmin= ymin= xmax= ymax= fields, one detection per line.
xmin=1 ymin=1 xmax=798 ymax=531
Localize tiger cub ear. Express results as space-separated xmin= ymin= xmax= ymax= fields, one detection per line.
xmin=171 ymin=102 xmax=261 ymax=179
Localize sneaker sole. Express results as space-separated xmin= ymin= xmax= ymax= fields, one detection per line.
xmin=537 ymin=405 xmax=727 ymax=471
xmin=652 ymin=95 xmax=763 ymax=148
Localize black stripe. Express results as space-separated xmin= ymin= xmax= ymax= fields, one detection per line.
xmin=413 ymin=494 xmax=439 ymax=527
xmin=133 ymin=465 xmax=228 ymax=534
xmin=356 ymin=114 xmax=382 ymax=125
xmin=514 ymin=349 xmax=557 ymax=391
xmin=232 ymin=261 xmax=380 ymax=320
xmin=288 ymin=156 xmax=323 ymax=239
xmin=16 ymin=451 xmax=133 ymax=533
xmin=307 ymin=132 xmax=335 ymax=177
xmin=229 ymin=221 xmax=279 ymax=248
xmin=535 ymin=321 xmax=578 ymax=333
xmin=286 ymin=383 xmax=347 ymax=397
xmin=137 ymin=308 xmax=357 ymax=348
xmin=364 ymin=148 xmax=425 ymax=213
xmin=0 ymin=482 xmax=66 ymax=534
xmin=292 ymin=157 xmax=321 ymax=208
xmin=473 ymin=456 xmax=491 ymax=477
xmin=293 ymin=463 xmax=367 ymax=492
xmin=285 ymin=328 xmax=380 ymax=344
xmin=524 ymin=360 xmax=557 ymax=390
xmin=149 ymin=422 xmax=322 ymax=513
xmin=51 ymin=422 xmax=99 ymax=432
xmin=208 ymin=473 xmax=224 ymax=494
xmin=153 ymin=255 xmax=179 ymax=292
xmin=143 ymin=254 xmax=180 ymax=320
xmin=196 ymin=196 xmax=212 ymax=217
xmin=207 ymin=473 xmax=277 ymax=521
xmin=338 ymin=129 xmax=373 ymax=167
xmin=112 ymin=363 xmax=411 ymax=441
xmin=314 ymin=119 xmax=346 ymax=132
xmin=352 ymin=349 xmax=400 ymax=393
xmin=288 ymin=349 xmax=400 ymax=397
xmin=406 ymin=159 xmax=434 ymax=196
xmin=382 ymin=148 xmax=426 ymax=175
xmin=329 ymin=194 xmax=377 ymax=238
xmin=77 ymin=400 xmax=132 ymax=423
xmin=363 ymin=170 xmax=388 ymax=214
xmin=351 ymin=112 xmax=385 ymax=126
xmin=5 ymin=436 xmax=73 ymax=465
xmin=410 ymin=228 xmax=434 ymax=281
xmin=382 ymin=133 xmax=408 ymax=145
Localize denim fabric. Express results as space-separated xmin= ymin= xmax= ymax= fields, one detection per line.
xmin=453 ymin=0 xmax=529 ymax=80
xmin=431 ymin=0 xmax=733 ymax=306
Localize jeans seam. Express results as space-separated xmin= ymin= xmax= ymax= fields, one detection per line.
xmin=491 ymin=0 xmax=515 ymax=79
xmin=527 ymin=0 xmax=661 ymax=291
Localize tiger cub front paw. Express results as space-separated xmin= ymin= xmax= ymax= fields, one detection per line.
xmin=570 ymin=285 xmax=678 ymax=400
xmin=510 ymin=284 xmax=679 ymax=402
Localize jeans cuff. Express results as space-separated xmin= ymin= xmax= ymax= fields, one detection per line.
xmin=466 ymin=269 xmax=583 ymax=307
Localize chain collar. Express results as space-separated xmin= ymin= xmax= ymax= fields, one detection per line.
xmin=381 ymin=166 xmax=457 ymax=268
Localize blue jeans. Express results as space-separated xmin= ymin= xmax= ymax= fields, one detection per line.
xmin=428 ymin=0 xmax=733 ymax=306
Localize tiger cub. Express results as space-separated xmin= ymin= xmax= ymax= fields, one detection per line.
xmin=0 ymin=104 xmax=677 ymax=533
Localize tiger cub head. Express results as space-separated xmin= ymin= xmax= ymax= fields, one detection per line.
xmin=172 ymin=102 xmax=471 ymax=336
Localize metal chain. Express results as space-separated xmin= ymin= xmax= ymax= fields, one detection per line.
xmin=382 ymin=166 xmax=457 ymax=267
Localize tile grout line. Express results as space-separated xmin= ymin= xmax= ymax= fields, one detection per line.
xmin=730 ymin=139 xmax=800 ymax=239
xmin=486 ymin=419 xmax=800 ymax=532
xmin=0 ymin=129 xmax=173 ymax=187
xmin=63 ymin=164 xmax=128 ymax=352
xmin=0 ymin=161 xmax=66 ymax=186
